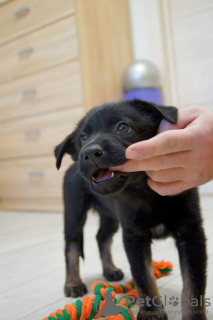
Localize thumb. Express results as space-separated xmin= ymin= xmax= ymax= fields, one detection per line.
xmin=157 ymin=119 xmax=179 ymax=134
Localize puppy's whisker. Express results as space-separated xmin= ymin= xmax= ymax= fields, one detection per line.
xmin=73 ymin=170 xmax=79 ymax=176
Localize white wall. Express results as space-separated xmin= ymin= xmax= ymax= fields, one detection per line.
xmin=128 ymin=0 xmax=164 ymax=72
xmin=128 ymin=0 xmax=177 ymax=106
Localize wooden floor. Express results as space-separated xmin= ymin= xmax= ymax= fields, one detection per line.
xmin=0 ymin=196 xmax=213 ymax=320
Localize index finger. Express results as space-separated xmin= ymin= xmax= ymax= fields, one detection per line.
xmin=126 ymin=129 xmax=195 ymax=160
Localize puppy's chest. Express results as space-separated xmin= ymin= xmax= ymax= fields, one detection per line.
xmin=151 ymin=223 xmax=170 ymax=239
xmin=117 ymin=203 xmax=170 ymax=239
xmin=112 ymin=193 xmax=172 ymax=239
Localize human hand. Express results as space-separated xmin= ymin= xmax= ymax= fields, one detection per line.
xmin=110 ymin=105 xmax=213 ymax=195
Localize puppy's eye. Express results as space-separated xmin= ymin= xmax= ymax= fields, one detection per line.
xmin=117 ymin=123 xmax=129 ymax=133
xmin=80 ymin=133 xmax=87 ymax=142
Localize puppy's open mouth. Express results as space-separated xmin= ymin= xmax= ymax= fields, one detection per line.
xmin=92 ymin=169 xmax=115 ymax=184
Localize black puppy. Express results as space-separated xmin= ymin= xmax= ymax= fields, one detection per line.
xmin=55 ymin=100 xmax=207 ymax=320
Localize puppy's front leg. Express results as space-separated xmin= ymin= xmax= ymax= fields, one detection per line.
xmin=96 ymin=214 xmax=124 ymax=281
xmin=63 ymin=169 xmax=88 ymax=298
xmin=65 ymin=239 xmax=87 ymax=297
xmin=123 ymin=230 xmax=167 ymax=320
xmin=175 ymin=227 xmax=207 ymax=320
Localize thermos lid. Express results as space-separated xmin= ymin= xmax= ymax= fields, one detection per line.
xmin=123 ymin=60 xmax=161 ymax=91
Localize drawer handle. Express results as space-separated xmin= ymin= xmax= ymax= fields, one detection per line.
xmin=28 ymin=171 xmax=44 ymax=177
xmin=15 ymin=6 xmax=31 ymax=18
xmin=24 ymin=129 xmax=40 ymax=136
xmin=22 ymin=88 xmax=37 ymax=96
xmin=18 ymin=46 xmax=33 ymax=57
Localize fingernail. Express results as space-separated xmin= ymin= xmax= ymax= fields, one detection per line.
xmin=126 ymin=149 xmax=140 ymax=159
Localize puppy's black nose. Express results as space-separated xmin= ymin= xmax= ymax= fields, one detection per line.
xmin=83 ymin=145 xmax=103 ymax=160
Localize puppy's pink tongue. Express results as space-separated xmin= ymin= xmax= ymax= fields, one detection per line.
xmin=95 ymin=169 xmax=113 ymax=182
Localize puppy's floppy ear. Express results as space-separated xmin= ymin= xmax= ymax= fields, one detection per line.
xmin=131 ymin=99 xmax=178 ymax=124
xmin=54 ymin=131 xmax=78 ymax=170
xmin=153 ymin=104 xmax=177 ymax=124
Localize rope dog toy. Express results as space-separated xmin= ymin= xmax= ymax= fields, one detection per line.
xmin=43 ymin=260 xmax=173 ymax=320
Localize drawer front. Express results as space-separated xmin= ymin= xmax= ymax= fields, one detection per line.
xmin=0 ymin=106 xmax=84 ymax=159
xmin=0 ymin=155 xmax=72 ymax=199
xmin=0 ymin=17 xmax=78 ymax=82
xmin=0 ymin=0 xmax=75 ymax=45
xmin=0 ymin=61 xmax=83 ymax=121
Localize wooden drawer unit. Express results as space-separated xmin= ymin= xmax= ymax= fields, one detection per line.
xmin=0 ymin=0 xmax=133 ymax=211
xmin=0 ymin=61 xmax=83 ymax=121
xmin=0 ymin=16 xmax=78 ymax=82
xmin=0 ymin=155 xmax=71 ymax=199
xmin=0 ymin=155 xmax=72 ymax=211
xmin=0 ymin=0 xmax=75 ymax=46
xmin=0 ymin=107 xmax=84 ymax=159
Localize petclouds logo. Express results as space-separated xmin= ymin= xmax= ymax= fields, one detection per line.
xmin=93 ymin=292 xmax=211 ymax=317
xmin=125 ymin=295 xmax=211 ymax=309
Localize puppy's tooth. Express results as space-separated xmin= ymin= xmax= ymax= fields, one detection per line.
xmin=92 ymin=176 xmax=95 ymax=181
xmin=111 ymin=171 xmax=114 ymax=178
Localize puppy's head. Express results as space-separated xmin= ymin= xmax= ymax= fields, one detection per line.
xmin=55 ymin=100 xmax=177 ymax=196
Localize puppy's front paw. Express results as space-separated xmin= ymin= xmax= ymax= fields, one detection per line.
xmin=104 ymin=268 xmax=124 ymax=281
xmin=137 ymin=308 xmax=168 ymax=320
xmin=64 ymin=282 xmax=87 ymax=298
xmin=183 ymin=313 xmax=207 ymax=320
